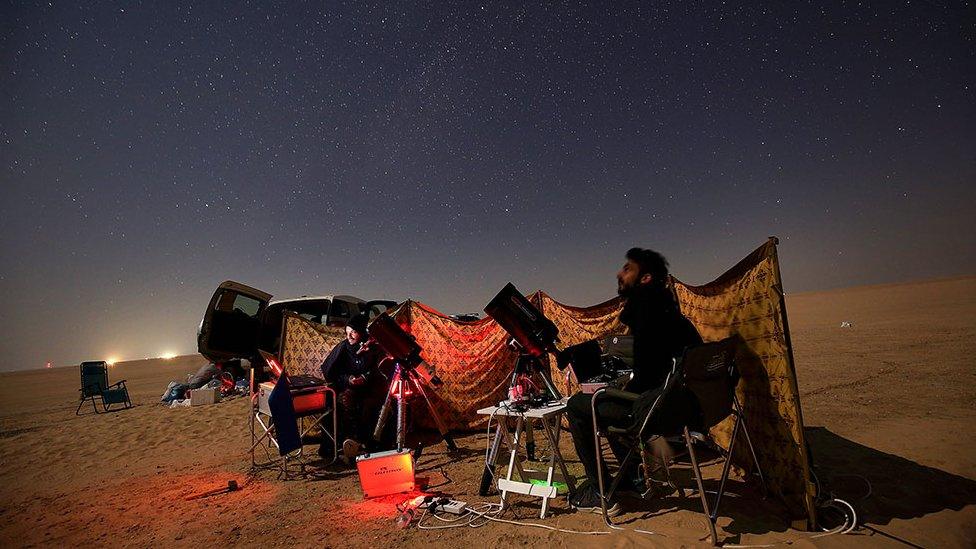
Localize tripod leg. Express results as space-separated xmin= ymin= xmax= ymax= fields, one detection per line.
xmin=535 ymin=360 xmax=562 ymax=401
xmin=373 ymin=371 xmax=398 ymax=443
xmin=410 ymin=371 xmax=458 ymax=452
xmin=480 ymin=420 xmax=504 ymax=496
xmin=396 ymin=376 xmax=407 ymax=452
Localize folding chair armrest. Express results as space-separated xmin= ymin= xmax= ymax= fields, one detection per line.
xmin=593 ymin=388 xmax=641 ymax=404
xmin=108 ymin=379 xmax=128 ymax=388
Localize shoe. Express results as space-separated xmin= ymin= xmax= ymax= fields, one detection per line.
xmin=570 ymin=478 xmax=636 ymax=505
xmin=569 ymin=478 xmax=595 ymax=507
xmin=342 ymin=439 xmax=362 ymax=462
xmin=571 ymin=485 xmax=621 ymax=517
xmin=569 ymin=479 xmax=593 ymax=507
xmin=640 ymin=478 xmax=677 ymax=499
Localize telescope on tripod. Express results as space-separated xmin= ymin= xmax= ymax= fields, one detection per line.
xmin=479 ymin=282 xmax=563 ymax=495
xmin=367 ymin=312 xmax=457 ymax=456
xmin=484 ymin=282 xmax=562 ymax=403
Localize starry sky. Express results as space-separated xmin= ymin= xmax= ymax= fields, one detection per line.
xmin=1 ymin=2 xmax=974 ymax=370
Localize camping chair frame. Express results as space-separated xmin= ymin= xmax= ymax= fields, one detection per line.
xmin=76 ymin=361 xmax=133 ymax=415
xmin=591 ymin=339 xmax=766 ymax=545
xmin=248 ymin=368 xmax=338 ymax=479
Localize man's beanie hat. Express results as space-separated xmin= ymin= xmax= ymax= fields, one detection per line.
xmin=347 ymin=313 xmax=369 ymax=335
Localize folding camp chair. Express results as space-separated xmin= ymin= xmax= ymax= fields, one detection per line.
xmin=591 ymin=338 xmax=766 ymax=545
xmin=76 ymin=361 xmax=132 ymax=415
xmin=249 ymin=367 xmax=338 ymax=479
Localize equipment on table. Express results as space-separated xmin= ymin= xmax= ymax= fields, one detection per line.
xmin=476 ymin=401 xmax=577 ymax=518
xmin=558 ymin=338 xmax=633 ymax=394
xmin=480 ymin=283 xmax=564 ymax=493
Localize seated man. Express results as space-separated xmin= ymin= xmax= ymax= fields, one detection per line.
xmin=566 ymin=248 xmax=702 ymax=515
xmin=320 ymin=313 xmax=386 ymax=462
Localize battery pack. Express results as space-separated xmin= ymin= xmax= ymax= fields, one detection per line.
xmin=355 ymin=449 xmax=415 ymax=498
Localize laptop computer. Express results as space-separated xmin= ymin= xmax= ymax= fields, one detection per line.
xmin=257 ymin=349 xmax=325 ymax=390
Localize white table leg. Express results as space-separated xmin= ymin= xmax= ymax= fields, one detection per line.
xmin=499 ymin=418 xmax=523 ymax=509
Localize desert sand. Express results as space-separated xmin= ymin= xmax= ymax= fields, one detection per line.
xmin=0 ymin=276 xmax=974 ymax=548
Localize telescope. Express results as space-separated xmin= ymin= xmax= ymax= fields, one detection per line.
xmin=484 ymin=282 xmax=558 ymax=358
xmin=483 ymin=282 xmax=561 ymax=401
xmin=479 ymin=282 xmax=562 ymax=496
xmin=367 ymin=312 xmax=442 ymax=387
xmin=367 ymin=312 xmax=454 ymax=454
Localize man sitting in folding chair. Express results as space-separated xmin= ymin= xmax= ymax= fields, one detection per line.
xmin=590 ymin=338 xmax=766 ymax=545
xmin=565 ymin=247 xmax=702 ymax=515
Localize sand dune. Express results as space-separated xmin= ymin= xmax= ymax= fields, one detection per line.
xmin=0 ymin=277 xmax=973 ymax=547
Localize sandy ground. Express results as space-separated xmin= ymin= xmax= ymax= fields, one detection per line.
xmin=0 ymin=276 xmax=973 ymax=548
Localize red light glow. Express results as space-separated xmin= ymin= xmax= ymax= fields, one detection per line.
xmin=389 ymin=379 xmax=413 ymax=397
xmin=356 ymin=452 xmax=415 ymax=498
xmin=266 ymin=357 xmax=283 ymax=377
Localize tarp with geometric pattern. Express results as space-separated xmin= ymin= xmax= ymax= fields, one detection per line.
xmin=671 ymin=238 xmax=816 ymax=525
xmin=280 ymin=311 xmax=345 ymax=379
xmin=276 ymin=238 xmax=814 ymax=524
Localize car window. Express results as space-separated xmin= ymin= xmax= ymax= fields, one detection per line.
xmin=215 ymin=291 xmax=262 ymax=318
xmin=329 ymin=300 xmax=354 ymax=323
xmin=364 ymin=303 xmax=390 ymax=319
xmin=233 ymin=294 xmax=262 ymax=317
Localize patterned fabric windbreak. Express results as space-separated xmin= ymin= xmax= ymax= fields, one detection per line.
xmin=671 ymin=238 xmax=816 ymax=525
xmin=275 ymin=238 xmax=814 ymax=525
xmin=279 ymin=311 xmax=345 ymax=379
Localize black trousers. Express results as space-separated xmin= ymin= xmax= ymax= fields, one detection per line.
xmin=566 ymin=391 xmax=636 ymax=485
xmin=566 ymin=385 xmax=699 ymax=487
xmin=336 ymin=385 xmax=384 ymax=444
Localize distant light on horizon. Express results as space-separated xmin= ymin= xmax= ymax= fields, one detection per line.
xmin=2 ymin=2 xmax=973 ymax=372
xmin=106 ymin=357 xmax=119 ymax=366
xmin=160 ymin=351 xmax=177 ymax=360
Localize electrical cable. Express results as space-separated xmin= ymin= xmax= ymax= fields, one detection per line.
xmin=422 ymin=465 xmax=453 ymax=490
xmin=827 ymin=473 xmax=873 ymax=501
xmin=416 ymin=501 xmax=610 ymax=535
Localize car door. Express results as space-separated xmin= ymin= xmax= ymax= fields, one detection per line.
xmin=198 ymin=281 xmax=272 ymax=361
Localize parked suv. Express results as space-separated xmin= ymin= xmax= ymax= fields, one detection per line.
xmin=197 ymin=280 xmax=397 ymax=362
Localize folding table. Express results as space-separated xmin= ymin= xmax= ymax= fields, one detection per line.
xmin=477 ymin=400 xmax=577 ymax=517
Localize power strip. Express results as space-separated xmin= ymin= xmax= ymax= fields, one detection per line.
xmin=440 ymin=500 xmax=468 ymax=515
xmin=420 ymin=498 xmax=468 ymax=515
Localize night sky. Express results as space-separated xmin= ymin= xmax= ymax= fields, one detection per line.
xmin=2 ymin=2 xmax=973 ymax=370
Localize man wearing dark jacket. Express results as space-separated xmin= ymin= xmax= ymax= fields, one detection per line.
xmin=320 ymin=313 xmax=386 ymax=461
xmin=566 ymin=248 xmax=702 ymax=515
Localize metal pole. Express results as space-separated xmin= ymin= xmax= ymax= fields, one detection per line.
xmin=769 ymin=236 xmax=818 ymax=529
